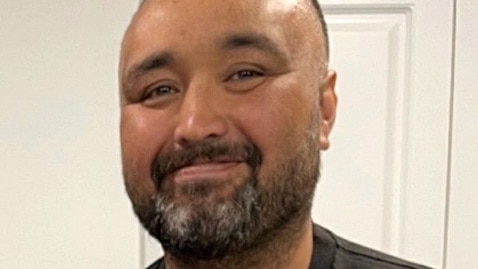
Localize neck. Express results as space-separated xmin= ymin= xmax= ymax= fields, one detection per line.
xmin=164 ymin=217 xmax=314 ymax=269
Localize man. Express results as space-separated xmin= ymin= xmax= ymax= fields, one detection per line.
xmin=119 ymin=0 xmax=431 ymax=268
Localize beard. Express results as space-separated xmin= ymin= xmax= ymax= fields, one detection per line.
xmin=126 ymin=117 xmax=321 ymax=260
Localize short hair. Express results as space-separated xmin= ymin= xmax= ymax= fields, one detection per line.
xmin=138 ymin=0 xmax=329 ymax=59
xmin=310 ymin=0 xmax=329 ymax=60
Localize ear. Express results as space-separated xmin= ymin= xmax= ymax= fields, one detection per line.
xmin=319 ymin=70 xmax=338 ymax=151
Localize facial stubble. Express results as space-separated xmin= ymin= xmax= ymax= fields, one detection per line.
xmin=127 ymin=111 xmax=322 ymax=261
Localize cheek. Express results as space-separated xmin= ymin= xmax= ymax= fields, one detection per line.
xmin=120 ymin=105 xmax=173 ymax=192
xmin=233 ymin=79 xmax=316 ymax=171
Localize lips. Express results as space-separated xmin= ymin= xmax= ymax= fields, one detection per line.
xmin=172 ymin=158 xmax=244 ymax=184
xmin=151 ymin=142 xmax=261 ymax=187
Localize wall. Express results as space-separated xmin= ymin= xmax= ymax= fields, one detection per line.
xmin=0 ymin=1 xmax=140 ymax=268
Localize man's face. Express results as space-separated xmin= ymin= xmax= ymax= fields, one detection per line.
xmin=119 ymin=0 xmax=336 ymax=259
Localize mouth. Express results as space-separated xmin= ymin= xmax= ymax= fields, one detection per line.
xmin=152 ymin=142 xmax=261 ymax=188
xmin=172 ymin=158 xmax=244 ymax=185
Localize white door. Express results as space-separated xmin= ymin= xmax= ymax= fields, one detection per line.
xmin=313 ymin=1 xmax=453 ymax=268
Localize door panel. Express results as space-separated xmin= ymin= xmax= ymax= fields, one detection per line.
xmin=314 ymin=1 xmax=453 ymax=268
xmin=314 ymin=4 xmax=412 ymax=253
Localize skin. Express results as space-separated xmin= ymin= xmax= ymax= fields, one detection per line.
xmin=119 ymin=0 xmax=337 ymax=268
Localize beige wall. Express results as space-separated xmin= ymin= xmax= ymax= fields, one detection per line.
xmin=0 ymin=1 xmax=140 ymax=268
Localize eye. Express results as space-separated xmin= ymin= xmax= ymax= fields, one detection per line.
xmin=140 ymin=84 xmax=181 ymax=107
xmin=229 ymin=70 xmax=264 ymax=81
xmin=143 ymin=85 xmax=177 ymax=100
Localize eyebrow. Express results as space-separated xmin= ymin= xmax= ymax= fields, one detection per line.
xmin=124 ymin=51 xmax=174 ymax=84
xmin=124 ymin=32 xmax=288 ymax=85
xmin=220 ymin=32 xmax=288 ymax=61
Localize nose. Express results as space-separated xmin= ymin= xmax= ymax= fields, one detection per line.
xmin=173 ymin=82 xmax=228 ymax=149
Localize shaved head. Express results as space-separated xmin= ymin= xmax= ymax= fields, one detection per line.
xmin=135 ymin=0 xmax=329 ymax=59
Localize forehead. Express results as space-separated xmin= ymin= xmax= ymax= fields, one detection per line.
xmin=120 ymin=0 xmax=321 ymax=76
xmin=131 ymin=0 xmax=308 ymax=35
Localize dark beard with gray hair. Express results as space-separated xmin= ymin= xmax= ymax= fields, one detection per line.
xmin=131 ymin=139 xmax=319 ymax=260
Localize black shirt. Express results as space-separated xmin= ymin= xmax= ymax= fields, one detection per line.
xmin=146 ymin=224 xmax=432 ymax=269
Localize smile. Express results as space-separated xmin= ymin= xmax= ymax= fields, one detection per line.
xmin=172 ymin=159 xmax=244 ymax=184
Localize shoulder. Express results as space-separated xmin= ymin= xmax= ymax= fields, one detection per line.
xmin=145 ymin=225 xmax=432 ymax=269
xmin=313 ymin=224 xmax=433 ymax=269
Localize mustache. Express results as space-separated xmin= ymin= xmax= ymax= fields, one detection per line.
xmin=151 ymin=141 xmax=262 ymax=185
